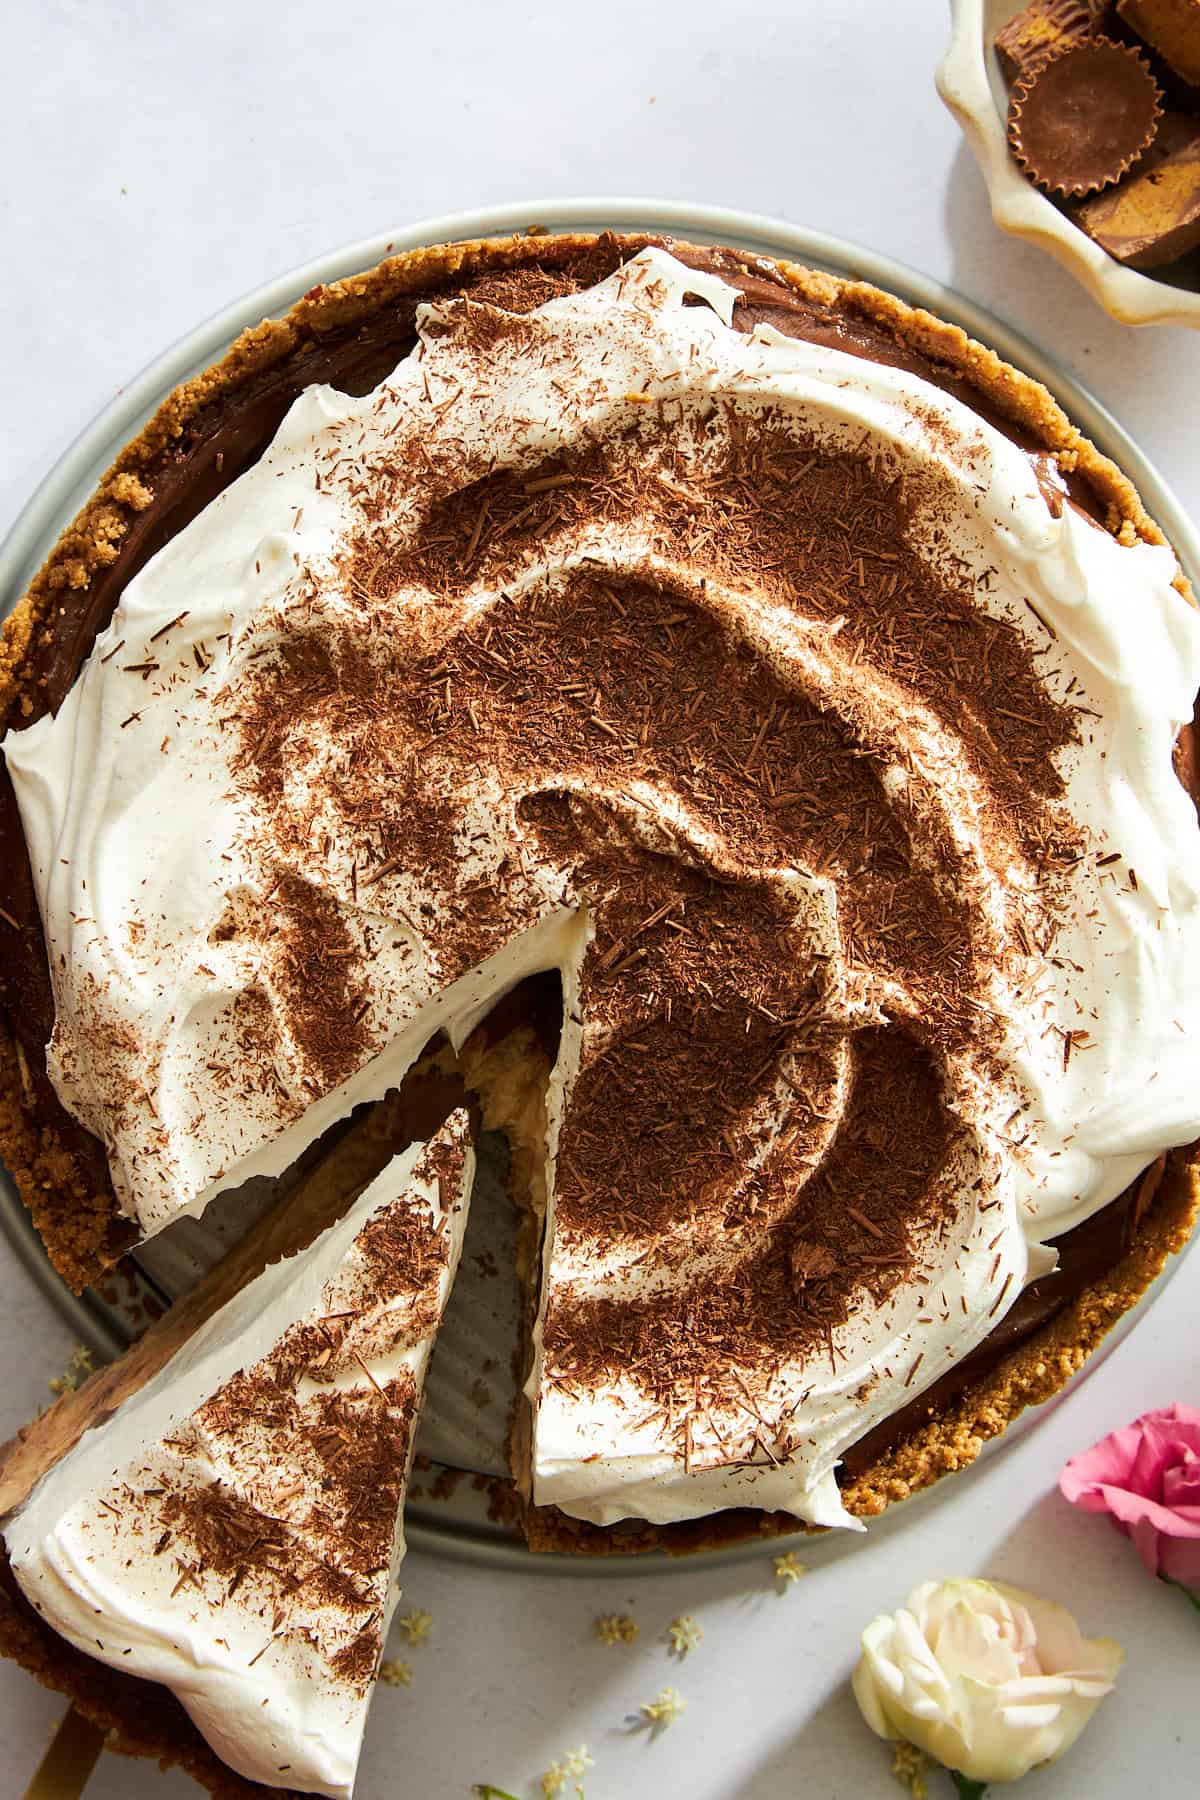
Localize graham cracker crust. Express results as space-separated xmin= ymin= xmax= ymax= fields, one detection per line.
xmin=507 ymin=1147 xmax=1200 ymax=1554
xmin=0 ymin=1546 xmax=306 ymax=1800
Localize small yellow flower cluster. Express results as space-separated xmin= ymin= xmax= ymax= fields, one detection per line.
xmin=594 ymin=1612 xmax=639 ymax=1646
xmin=665 ymin=1614 xmax=703 ymax=1658
xmin=394 ymin=1608 xmax=433 ymax=1647
xmin=889 ymin=1740 xmax=930 ymax=1799
xmin=378 ymin=1605 xmax=433 ymax=1689
xmin=773 ymin=1550 xmax=809 ymax=1590
xmin=541 ymin=1744 xmax=593 ymax=1798
xmin=377 ymin=1659 xmax=412 ymax=1688
xmin=640 ymin=1686 xmax=687 ymax=1732
xmin=49 ymin=1344 xmax=94 ymax=1397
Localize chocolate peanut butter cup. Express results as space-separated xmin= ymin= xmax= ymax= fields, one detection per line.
xmin=1074 ymin=111 xmax=1200 ymax=264
xmin=1009 ymin=36 xmax=1164 ymax=195
xmin=1117 ymin=0 xmax=1200 ymax=86
xmin=994 ymin=0 xmax=1095 ymax=83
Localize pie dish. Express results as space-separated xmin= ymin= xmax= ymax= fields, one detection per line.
xmin=0 ymin=220 xmax=1198 ymax=1794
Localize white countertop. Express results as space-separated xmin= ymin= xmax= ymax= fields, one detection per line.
xmin=2 ymin=4 xmax=1199 ymax=1797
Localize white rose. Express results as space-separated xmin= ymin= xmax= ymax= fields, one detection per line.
xmin=852 ymin=1578 xmax=1121 ymax=1785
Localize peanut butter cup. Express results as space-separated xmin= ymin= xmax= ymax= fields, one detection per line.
xmin=1117 ymin=0 xmax=1200 ymax=84
xmin=994 ymin=0 xmax=1094 ymax=82
xmin=1074 ymin=111 xmax=1200 ymax=263
xmin=1009 ymin=37 xmax=1163 ymax=195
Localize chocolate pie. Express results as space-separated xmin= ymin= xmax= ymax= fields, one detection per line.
xmin=1 ymin=231 xmax=1198 ymax=1795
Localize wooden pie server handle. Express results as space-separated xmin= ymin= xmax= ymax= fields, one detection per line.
xmin=24 ymin=1706 xmax=106 ymax=1800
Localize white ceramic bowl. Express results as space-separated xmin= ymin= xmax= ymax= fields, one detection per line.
xmin=937 ymin=0 xmax=1200 ymax=329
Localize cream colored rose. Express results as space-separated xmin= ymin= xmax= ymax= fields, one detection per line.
xmin=852 ymin=1579 xmax=1121 ymax=1785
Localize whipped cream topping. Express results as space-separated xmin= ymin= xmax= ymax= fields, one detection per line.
xmin=6 ymin=249 xmax=1200 ymax=1533
xmin=4 ymin=1118 xmax=472 ymax=1796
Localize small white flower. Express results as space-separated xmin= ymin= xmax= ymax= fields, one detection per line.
xmin=394 ymin=1608 xmax=433 ymax=1647
xmin=852 ymin=1578 xmax=1121 ymax=1785
xmin=773 ymin=1550 xmax=808 ymax=1590
xmin=541 ymin=1744 xmax=593 ymax=1797
xmin=665 ymin=1613 xmax=703 ymax=1657
xmin=639 ymin=1686 xmax=687 ymax=1733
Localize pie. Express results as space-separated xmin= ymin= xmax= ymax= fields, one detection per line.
xmin=1 ymin=229 xmax=1198 ymax=1794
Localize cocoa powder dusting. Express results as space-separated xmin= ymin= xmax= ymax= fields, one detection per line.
xmin=542 ymin=1025 xmax=956 ymax=1451
xmin=10 ymin=257 xmax=1100 ymax=1499
xmin=214 ymin=309 xmax=1086 ymax=1459
xmin=71 ymin=1133 xmax=465 ymax=1697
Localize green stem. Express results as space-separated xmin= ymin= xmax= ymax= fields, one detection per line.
xmin=1164 ymin=1577 xmax=1200 ymax=1616
xmin=949 ymin=1775 xmax=988 ymax=1800
xmin=471 ymin=1787 xmax=521 ymax=1800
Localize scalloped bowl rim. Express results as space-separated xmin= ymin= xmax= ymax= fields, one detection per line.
xmin=937 ymin=0 xmax=1200 ymax=329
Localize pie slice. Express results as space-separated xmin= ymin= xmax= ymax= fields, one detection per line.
xmin=0 ymin=1106 xmax=472 ymax=1798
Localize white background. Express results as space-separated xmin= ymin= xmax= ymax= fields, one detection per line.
xmin=2 ymin=4 xmax=1199 ymax=1797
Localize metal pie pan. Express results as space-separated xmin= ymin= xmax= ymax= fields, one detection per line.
xmin=1 ymin=198 xmax=1196 ymax=1576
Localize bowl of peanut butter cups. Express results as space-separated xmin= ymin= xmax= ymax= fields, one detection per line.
xmin=939 ymin=0 xmax=1200 ymax=326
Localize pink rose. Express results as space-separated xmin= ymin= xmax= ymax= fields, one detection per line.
xmin=1060 ymin=1403 xmax=1200 ymax=1593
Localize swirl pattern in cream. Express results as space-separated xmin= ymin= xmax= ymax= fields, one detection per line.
xmin=6 ymin=250 xmax=1200 ymax=1529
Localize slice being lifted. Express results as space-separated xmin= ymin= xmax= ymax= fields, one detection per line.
xmin=0 ymin=1108 xmax=472 ymax=1799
